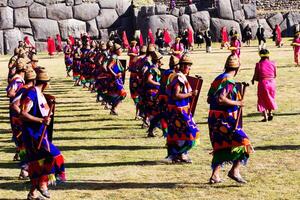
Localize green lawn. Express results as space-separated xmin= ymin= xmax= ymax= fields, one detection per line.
xmin=0 ymin=39 xmax=299 ymax=199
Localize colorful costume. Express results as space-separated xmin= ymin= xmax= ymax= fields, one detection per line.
xmin=171 ymin=43 xmax=184 ymax=59
xmin=47 ymin=37 xmax=55 ymax=56
xmin=21 ymin=87 xmax=66 ymax=187
xmin=253 ymin=60 xmax=277 ymax=113
xmin=230 ymin=38 xmax=241 ymax=58
xmin=292 ymin=37 xmax=300 ymax=65
xmin=166 ymin=72 xmax=200 ymax=158
xmin=63 ymin=44 xmax=73 ymax=75
xmin=128 ymin=46 xmax=140 ymax=105
xmin=207 ymin=73 xmax=252 ymax=169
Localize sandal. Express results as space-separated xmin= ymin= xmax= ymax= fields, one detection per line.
xmin=209 ymin=177 xmax=223 ymax=184
xmin=227 ymin=172 xmax=247 ymax=184
xmin=37 ymin=187 xmax=50 ymax=198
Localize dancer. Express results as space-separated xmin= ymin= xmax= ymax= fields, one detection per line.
xmin=251 ymin=49 xmax=277 ymax=122
xmin=47 ymin=36 xmax=55 ymax=57
xmin=171 ymin=37 xmax=184 ymax=59
xmin=291 ymin=31 xmax=300 ymax=66
xmin=165 ymin=55 xmax=200 ymax=163
xmin=220 ymin=27 xmax=229 ymax=49
xmin=207 ymin=55 xmax=253 ymax=184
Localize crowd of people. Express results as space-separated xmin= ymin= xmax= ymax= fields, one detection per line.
xmin=4 ymin=25 xmax=300 ymax=199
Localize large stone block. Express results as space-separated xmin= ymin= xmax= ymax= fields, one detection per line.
xmin=99 ymin=29 xmax=109 ymax=41
xmin=148 ymin=15 xmax=178 ymax=41
xmin=187 ymin=4 xmax=197 ymax=14
xmin=115 ymin=0 xmax=131 ymax=16
xmin=242 ymin=19 xmax=258 ymax=39
xmin=0 ymin=7 xmax=13 ymax=29
xmin=58 ymin=19 xmax=86 ymax=40
xmin=210 ymin=18 xmax=241 ymax=41
xmin=257 ymin=19 xmax=273 ymax=38
xmin=98 ymin=0 xmax=117 ymax=9
xmin=20 ymin=27 xmax=33 ymax=36
xmin=30 ymin=19 xmax=60 ymax=41
xmin=231 ymin=0 xmax=242 ymax=11
xmin=280 ymin=18 xmax=288 ymax=37
xmin=0 ymin=31 xmax=3 ymax=55
xmin=4 ymin=28 xmax=23 ymax=54
xmin=179 ymin=7 xmax=186 ymax=16
xmin=267 ymin=13 xmax=284 ymax=30
xmin=29 ymin=3 xmax=46 ymax=18
xmin=178 ymin=14 xmax=192 ymax=32
xmin=35 ymin=41 xmax=47 ymax=52
xmin=140 ymin=6 xmax=155 ymax=17
xmin=217 ymin=0 xmax=233 ymax=20
xmin=155 ymin=4 xmax=167 ymax=15
xmin=96 ymin=9 xmax=119 ymax=29
xmin=74 ymin=0 xmax=82 ymax=5
xmin=0 ymin=0 xmax=7 ymax=6
xmin=35 ymin=0 xmax=66 ymax=6
xmin=8 ymin=0 xmax=33 ymax=8
xmin=47 ymin=3 xmax=73 ymax=21
xmin=14 ymin=7 xmax=31 ymax=27
xmin=170 ymin=8 xmax=180 ymax=17
xmin=233 ymin=9 xmax=245 ymax=23
xmin=286 ymin=12 xmax=300 ymax=36
xmin=73 ymin=3 xmax=100 ymax=21
xmin=243 ymin=3 xmax=256 ymax=19
xmin=87 ymin=19 xmax=99 ymax=38
xmin=191 ymin=11 xmax=210 ymax=32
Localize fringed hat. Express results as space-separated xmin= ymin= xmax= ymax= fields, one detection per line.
xmin=180 ymin=55 xmax=193 ymax=65
xmin=25 ymin=68 xmax=37 ymax=81
xmin=113 ymin=43 xmax=122 ymax=52
xmin=169 ymin=55 xmax=180 ymax=68
xmin=151 ymin=51 xmax=163 ymax=61
xmin=31 ymin=55 xmax=39 ymax=62
xmin=259 ymin=49 xmax=270 ymax=58
xmin=225 ymin=55 xmax=240 ymax=69
xmin=36 ymin=67 xmax=50 ymax=82
xmin=16 ymin=62 xmax=26 ymax=72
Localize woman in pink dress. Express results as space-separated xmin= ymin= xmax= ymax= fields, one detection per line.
xmin=292 ymin=31 xmax=300 ymax=66
xmin=171 ymin=37 xmax=184 ymax=59
xmin=230 ymin=34 xmax=241 ymax=58
xmin=252 ymin=49 xmax=277 ymax=122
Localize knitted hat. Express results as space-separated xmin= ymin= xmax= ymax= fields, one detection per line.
xmin=225 ymin=55 xmax=240 ymax=68
xmin=16 ymin=62 xmax=26 ymax=72
xmin=36 ymin=67 xmax=50 ymax=82
xmin=25 ymin=68 xmax=37 ymax=81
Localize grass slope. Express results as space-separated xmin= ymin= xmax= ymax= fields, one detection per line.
xmin=0 ymin=39 xmax=299 ymax=199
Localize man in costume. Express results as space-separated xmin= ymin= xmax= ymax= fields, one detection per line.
xmin=20 ymin=68 xmax=66 ymax=199
xmin=251 ymin=49 xmax=277 ymax=122
xmin=207 ymin=55 xmax=253 ymax=184
xmin=164 ymin=55 xmax=200 ymax=163
xmin=63 ymin=39 xmax=73 ymax=77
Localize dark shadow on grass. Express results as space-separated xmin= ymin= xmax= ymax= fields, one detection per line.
xmin=55 ymin=136 xmax=143 ymax=141
xmin=66 ymin=160 xmax=160 ymax=168
xmin=244 ymin=112 xmax=300 ymax=118
xmin=55 ymin=118 xmax=112 ymax=124
xmin=55 ymin=114 xmax=93 ymax=118
xmin=255 ymin=145 xmax=300 ymax=151
xmin=54 ymin=126 xmax=139 ymax=132
xmin=56 ymin=101 xmax=88 ymax=105
xmin=59 ymin=145 xmax=163 ymax=151
xmin=0 ymin=129 xmax=10 ymax=134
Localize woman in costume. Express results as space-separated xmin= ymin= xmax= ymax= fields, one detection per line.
xmin=106 ymin=43 xmax=127 ymax=115
xmin=292 ymin=31 xmax=300 ymax=66
xmin=20 ymin=68 xmax=66 ymax=200
xmin=47 ymin=36 xmax=55 ymax=57
xmin=165 ymin=55 xmax=200 ymax=163
xmin=251 ymin=49 xmax=277 ymax=122
xmin=171 ymin=37 xmax=184 ymax=59
xmin=220 ymin=27 xmax=229 ymax=49
xmin=207 ymin=55 xmax=253 ymax=184
xmin=273 ymin=24 xmax=282 ymax=48
xmin=230 ymin=34 xmax=241 ymax=58
xmin=55 ymin=34 xmax=63 ymax=53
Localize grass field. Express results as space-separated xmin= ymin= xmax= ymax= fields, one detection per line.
xmin=0 ymin=39 xmax=299 ymax=200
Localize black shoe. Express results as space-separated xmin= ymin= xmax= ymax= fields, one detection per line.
xmin=260 ymin=118 xmax=268 ymax=122
xmin=268 ymin=115 xmax=273 ymax=121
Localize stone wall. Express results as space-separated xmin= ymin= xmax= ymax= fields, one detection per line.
xmin=0 ymin=0 xmax=299 ymax=54
xmin=256 ymin=0 xmax=300 ymax=11
xmin=0 ymin=0 xmax=134 ymax=54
